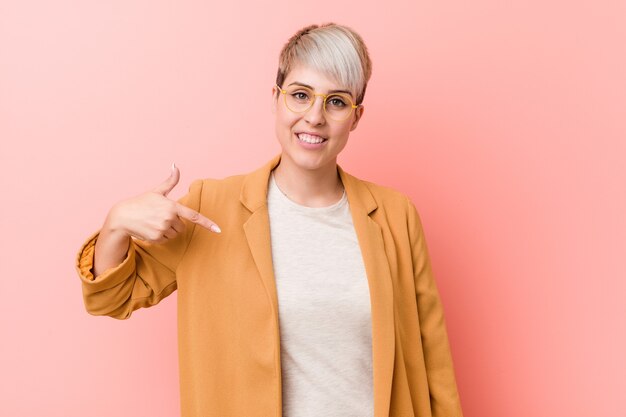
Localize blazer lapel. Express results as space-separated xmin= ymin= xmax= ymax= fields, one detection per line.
xmin=240 ymin=153 xmax=395 ymax=417
xmin=240 ymin=154 xmax=282 ymax=322
xmin=338 ymin=164 xmax=395 ymax=417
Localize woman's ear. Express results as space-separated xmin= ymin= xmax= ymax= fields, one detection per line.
xmin=350 ymin=105 xmax=365 ymax=131
xmin=271 ymin=86 xmax=278 ymax=114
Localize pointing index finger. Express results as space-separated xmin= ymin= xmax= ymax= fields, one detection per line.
xmin=176 ymin=203 xmax=221 ymax=233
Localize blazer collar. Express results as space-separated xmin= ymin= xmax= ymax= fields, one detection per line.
xmin=239 ymin=152 xmax=378 ymax=215
xmin=240 ymin=152 xmax=394 ymax=417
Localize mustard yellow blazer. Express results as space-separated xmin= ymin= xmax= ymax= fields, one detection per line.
xmin=76 ymin=153 xmax=464 ymax=417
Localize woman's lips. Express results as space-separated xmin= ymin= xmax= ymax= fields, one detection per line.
xmin=295 ymin=132 xmax=328 ymax=148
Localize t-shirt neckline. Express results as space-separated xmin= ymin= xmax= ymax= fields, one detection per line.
xmin=269 ymin=171 xmax=347 ymax=213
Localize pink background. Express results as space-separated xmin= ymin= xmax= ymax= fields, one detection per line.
xmin=1 ymin=1 xmax=624 ymax=416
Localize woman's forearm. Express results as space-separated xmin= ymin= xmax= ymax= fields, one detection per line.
xmin=92 ymin=210 xmax=131 ymax=278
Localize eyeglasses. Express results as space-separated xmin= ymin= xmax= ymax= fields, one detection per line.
xmin=275 ymin=83 xmax=360 ymax=122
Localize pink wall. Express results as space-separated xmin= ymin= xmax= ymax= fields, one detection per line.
xmin=1 ymin=1 xmax=624 ymax=416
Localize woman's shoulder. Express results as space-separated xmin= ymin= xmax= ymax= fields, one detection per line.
xmin=176 ymin=173 xmax=246 ymax=213
xmin=350 ymin=176 xmax=426 ymax=237
xmin=195 ymin=172 xmax=247 ymax=189
xmin=350 ymin=175 xmax=415 ymax=212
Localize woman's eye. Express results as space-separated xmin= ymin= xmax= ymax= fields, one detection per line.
xmin=328 ymin=97 xmax=347 ymax=107
xmin=293 ymin=92 xmax=309 ymax=100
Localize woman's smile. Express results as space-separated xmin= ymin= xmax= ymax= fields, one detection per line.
xmin=295 ymin=132 xmax=329 ymax=149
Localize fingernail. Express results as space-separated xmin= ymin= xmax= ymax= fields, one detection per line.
xmin=172 ymin=162 xmax=176 ymax=170
xmin=211 ymin=224 xmax=221 ymax=233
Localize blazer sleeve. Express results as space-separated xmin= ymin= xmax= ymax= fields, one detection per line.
xmin=405 ymin=196 xmax=464 ymax=417
xmin=74 ymin=179 xmax=204 ymax=320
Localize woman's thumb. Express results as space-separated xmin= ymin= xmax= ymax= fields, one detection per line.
xmin=153 ymin=162 xmax=180 ymax=196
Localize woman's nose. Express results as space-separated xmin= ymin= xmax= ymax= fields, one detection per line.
xmin=304 ymin=96 xmax=326 ymax=124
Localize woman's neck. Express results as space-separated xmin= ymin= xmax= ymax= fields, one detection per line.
xmin=272 ymin=156 xmax=344 ymax=208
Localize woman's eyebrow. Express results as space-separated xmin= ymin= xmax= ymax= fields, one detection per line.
xmin=287 ymin=81 xmax=352 ymax=95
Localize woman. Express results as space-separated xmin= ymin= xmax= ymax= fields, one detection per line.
xmin=75 ymin=23 xmax=464 ymax=417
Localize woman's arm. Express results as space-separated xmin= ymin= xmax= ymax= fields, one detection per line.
xmin=406 ymin=196 xmax=464 ymax=417
xmin=75 ymin=179 xmax=207 ymax=320
xmin=92 ymin=215 xmax=131 ymax=279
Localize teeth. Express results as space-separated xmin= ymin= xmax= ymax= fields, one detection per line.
xmin=298 ymin=133 xmax=325 ymax=144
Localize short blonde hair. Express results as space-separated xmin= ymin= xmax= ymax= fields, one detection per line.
xmin=275 ymin=23 xmax=373 ymax=105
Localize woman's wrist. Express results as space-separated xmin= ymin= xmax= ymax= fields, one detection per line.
xmin=102 ymin=204 xmax=130 ymax=238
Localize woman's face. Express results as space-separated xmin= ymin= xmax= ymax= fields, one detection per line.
xmin=271 ymin=64 xmax=364 ymax=173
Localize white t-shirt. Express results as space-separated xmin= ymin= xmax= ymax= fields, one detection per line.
xmin=267 ymin=171 xmax=374 ymax=417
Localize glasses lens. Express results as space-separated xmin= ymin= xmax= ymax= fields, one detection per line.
xmin=284 ymin=86 xmax=313 ymax=113
xmin=324 ymin=93 xmax=353 ymax=121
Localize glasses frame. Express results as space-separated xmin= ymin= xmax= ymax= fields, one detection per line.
xmin=275 ymin=83 xmax=360 ymax=122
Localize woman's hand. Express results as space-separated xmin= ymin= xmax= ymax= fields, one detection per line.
xmin=91 ymin=163 xmax=217 ymax=279
xmin=105 ymin=163 xmax=221 ymax=244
